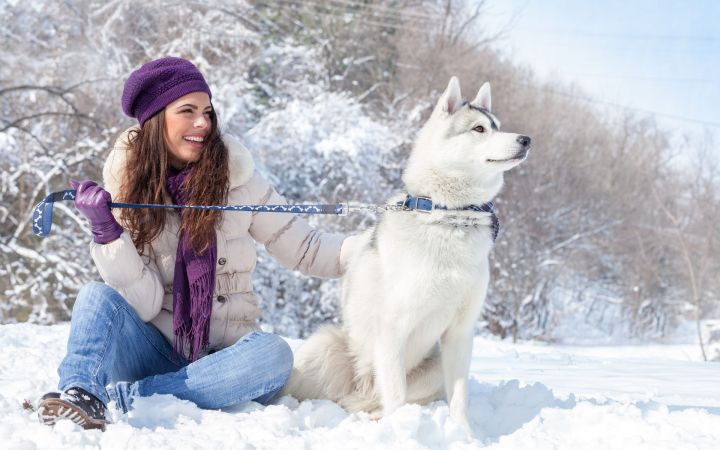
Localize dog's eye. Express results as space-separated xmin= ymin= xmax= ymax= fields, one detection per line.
xmin=473 ymin=125 xmax=486 ymax=133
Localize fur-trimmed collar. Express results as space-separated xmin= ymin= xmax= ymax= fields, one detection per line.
xmin=104 ymin=127 xmax=255 ymax=194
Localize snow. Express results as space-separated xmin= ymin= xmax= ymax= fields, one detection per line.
xmin=2 ymin=323 xmax=719 ymax=449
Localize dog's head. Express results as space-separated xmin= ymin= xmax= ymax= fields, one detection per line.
xmin=403 ymin=77 xmax=531 ymax=205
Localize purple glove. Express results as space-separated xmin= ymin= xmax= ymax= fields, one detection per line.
xmin=70 ymin=180 xmax=123 ymax=244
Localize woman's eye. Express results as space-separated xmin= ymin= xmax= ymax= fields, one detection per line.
xmin=473 ymin=125 xmax=485 ymax=133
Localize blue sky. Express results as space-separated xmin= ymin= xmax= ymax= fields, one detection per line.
xmin=485 ymin=0 xmax=719 ymax=147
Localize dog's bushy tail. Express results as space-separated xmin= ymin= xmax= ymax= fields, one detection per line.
xmin=281 ymin=325 xmax=362 ymax=404
xmin=281 ymin=325 xmax=445 ymax=414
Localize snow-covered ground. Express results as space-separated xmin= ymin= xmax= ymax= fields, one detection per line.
xmin=1 ymin=323 xmax=719 ymax=449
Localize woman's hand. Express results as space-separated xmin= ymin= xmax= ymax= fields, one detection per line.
xmin=70 ymin=180 xmax=124 ymax=244
xmin=339 ymin=232 xmax=370 ymax=273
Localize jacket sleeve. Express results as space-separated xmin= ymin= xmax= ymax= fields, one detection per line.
xmin=90 ymin=234 xmax=165 ymax=322
xmin=88 ymin=128 xmax=164 ymax=322
xmin=247 ymin=170 xmax=346 ymax=278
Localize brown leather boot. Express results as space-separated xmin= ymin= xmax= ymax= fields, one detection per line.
xmin=37 ymin=387 xmax=109 ymax=431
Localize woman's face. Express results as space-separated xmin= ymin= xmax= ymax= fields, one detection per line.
xmin=163 ymin=91 xmax=213 ymax=170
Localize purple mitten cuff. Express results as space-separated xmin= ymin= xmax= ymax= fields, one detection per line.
xmin=91 ymin=220 xmax=124 ymax=245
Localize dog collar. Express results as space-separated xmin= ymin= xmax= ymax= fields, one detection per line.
xmin=399 ymin=194 xmax=495 ymax=213
xmin=398 ymin=195 xmax=500 ymax=240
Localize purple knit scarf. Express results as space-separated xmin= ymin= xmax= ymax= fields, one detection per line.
xmin=166 ymin=166 xmax=216 ymax=361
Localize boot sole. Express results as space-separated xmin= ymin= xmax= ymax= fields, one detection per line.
xmin=37 ymin=398 xmax=107 ymax=431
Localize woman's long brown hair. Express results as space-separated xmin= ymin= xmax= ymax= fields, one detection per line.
xmin=117 ymin=109 xmax=229 ymax=255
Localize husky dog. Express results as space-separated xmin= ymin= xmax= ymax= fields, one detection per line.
xmin=281 ymin=77 xmax=530 ymax=435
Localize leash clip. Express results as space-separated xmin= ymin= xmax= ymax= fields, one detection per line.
xmin=337 ymin=202 xmax=350 ymax=216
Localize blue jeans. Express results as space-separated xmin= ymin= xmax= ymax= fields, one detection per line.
xmin=58 ymin=282 xmax=293 ymax=413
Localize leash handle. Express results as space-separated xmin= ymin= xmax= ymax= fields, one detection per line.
xmin=32 ymin=189 xmax=348 ymax=237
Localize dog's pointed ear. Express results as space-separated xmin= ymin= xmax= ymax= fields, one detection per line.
xmin=436 ymin=76 xmax=463 ymax=114
xmin=472 ymin=82 xmax=492 ymax=111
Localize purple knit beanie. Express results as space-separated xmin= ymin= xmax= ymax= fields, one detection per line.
xmin=121 ymin=57 xmax=212 ymax=127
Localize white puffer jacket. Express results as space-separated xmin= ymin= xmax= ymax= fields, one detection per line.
xmin=90 ymin=128 xmax=347 ymax=355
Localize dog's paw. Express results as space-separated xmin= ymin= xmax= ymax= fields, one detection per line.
xmin=450 ymin=413 xmax=477 ymax=439
xmin=367 ymin=408 xmax=384 ymax=421
xmin=461 ymin=422 xmax=478 ymax=439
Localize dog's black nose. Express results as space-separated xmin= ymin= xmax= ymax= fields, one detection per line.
xmin=517 ymin=135 xmax=531 ymax=147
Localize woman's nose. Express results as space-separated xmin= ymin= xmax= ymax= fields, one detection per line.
xmin=194 ymin=114 xmax=209 ymax=128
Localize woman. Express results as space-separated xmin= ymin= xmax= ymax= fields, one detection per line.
xmin=38 ymin=57 xmax=352 ymax=430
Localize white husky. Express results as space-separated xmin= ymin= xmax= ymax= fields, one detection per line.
xmin=281 ymin=77 xmax=531 ymax=435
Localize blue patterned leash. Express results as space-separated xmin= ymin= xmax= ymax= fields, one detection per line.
xmin=32 ymin=189 xmax=349 ymax=237
xmin=32 ymin=190 xmax=500 ymax=240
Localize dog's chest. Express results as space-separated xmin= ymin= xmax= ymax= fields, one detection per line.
xmin=381 ymin=219 xmax=491 ymax=366
xmin=387 ymin=213 xmax=492 ymax=259
xmin=381 ymin=217 xmax=492 ymax=304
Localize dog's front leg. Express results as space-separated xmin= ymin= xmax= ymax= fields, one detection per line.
xmin=373 ymin=328 xmax=407 ymax=416
xmin=441 ymin=322 xmax=475 ymax=436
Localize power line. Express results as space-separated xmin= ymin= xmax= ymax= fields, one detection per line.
xmin=507 ymin=80 xmax=720 ymax=128
xmin=498 ymin=39 xmax=717 ymax=56
xmin=574 ymin=74 xmax=717 ymax=84
xmin=515 ymin=29 xmax=720 ymax=42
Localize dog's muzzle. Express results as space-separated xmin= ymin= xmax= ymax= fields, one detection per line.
xmin=514 ymin=148 xmax=529 ymax=160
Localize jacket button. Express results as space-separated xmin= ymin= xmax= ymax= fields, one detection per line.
xmin=217 ymin=295 xmax=227 ymax=304
xmin=218 ymin=257 xmax=227 ymax=266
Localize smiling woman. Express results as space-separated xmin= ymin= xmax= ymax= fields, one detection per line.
xmin=119 ymin=67 xmax=228 ymax=257
xmin=36 ymin=56 xmax=354 ymax=431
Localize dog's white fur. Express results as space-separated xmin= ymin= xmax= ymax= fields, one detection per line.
xmin=281 ymin=77 xmax=530 ymax=435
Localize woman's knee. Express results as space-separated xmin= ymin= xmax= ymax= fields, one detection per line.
xmin=270 ymin=335 xmax=294 ymax=382
xmin=235 ymin=332 xmax=294 ymax=381
xmin=73 ymin=281 xmax=126 ymax=314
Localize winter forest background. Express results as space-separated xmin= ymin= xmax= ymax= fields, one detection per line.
xmin=1 ymin=0 xmax=718 ymax=357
